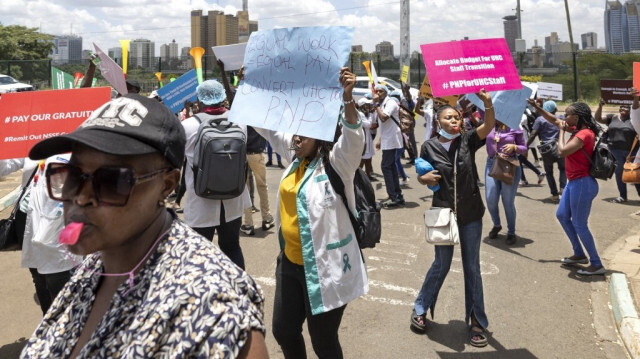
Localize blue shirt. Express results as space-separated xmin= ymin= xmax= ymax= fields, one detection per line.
xmin=532 ymin=116 xmax=559 ymax=143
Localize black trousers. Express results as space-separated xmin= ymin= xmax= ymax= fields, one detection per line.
xmin=192 ymin=204 xmax=244 ymax=269
xmin=29 ymin=268 xmax=73 ymax=315
xmin=272 ymin=253 xmax=346 ymax=359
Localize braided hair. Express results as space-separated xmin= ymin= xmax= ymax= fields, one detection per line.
xmin=569 ymin=102 xmax=600 ymax=136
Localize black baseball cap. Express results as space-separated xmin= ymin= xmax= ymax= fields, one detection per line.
xmin=29 ymin=94 xmax=186 ymax=168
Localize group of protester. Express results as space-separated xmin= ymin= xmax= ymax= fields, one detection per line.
xmin=4 ymin=49 xmax=640 ymax=357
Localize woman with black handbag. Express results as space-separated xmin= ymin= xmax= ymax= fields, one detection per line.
xmin=528 ymin=99 xmax=604 ymax=276
xmin=411 ymin=89 xmax=494 ymax=347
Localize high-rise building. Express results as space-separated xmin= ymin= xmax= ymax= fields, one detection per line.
xmin=581 ymin=32 xmax=598 ymax=49
xmin=51 ymin=35 xmax=83 ymax=63
xmin=544 ymin=32 xmax=559 ymax=63
xmin=160 ymin=39 xmax=179 ymax=59
xmin=191 ymin=9 xmax=256 ymax=66
xmin=108 ymin=47 xmax=122 ymax=61
xmin=375 ymin=41 xmax=394 ymax=60
xmin=181 ymin=47 xmax=191 ymax=58
xmin=503 ymin=15 xmax=519 ymax=53
xmin=606 ymin=0 xmax=627 ymax=53
xmin=550 ymin=41 xmax=578 ymax=65
xmin=130 ymin=39 xmax=155 ymax=70
xmin=351 ymin=45 xmax=363 ymax=52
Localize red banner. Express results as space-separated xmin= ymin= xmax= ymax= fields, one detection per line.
xmin=0 ymin=87 xmax=111 ymax=160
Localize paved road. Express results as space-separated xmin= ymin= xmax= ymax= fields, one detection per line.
xmin=0 ymin=123 xmax=635 ymax=358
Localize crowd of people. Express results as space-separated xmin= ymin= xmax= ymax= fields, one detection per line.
xmin=3 ymin=53 xmax=640 ymax=357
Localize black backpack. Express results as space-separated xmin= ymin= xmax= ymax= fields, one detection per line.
xmin=580 ymin=132 xmax=616 ymax=180
xmin=326 ymin=164 xmax=381 ymax=249
xmin=192 ymin=113 xmax=247 ymax=199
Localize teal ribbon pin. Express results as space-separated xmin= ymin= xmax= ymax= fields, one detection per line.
xmin=342 ymin=253 xmax=352 ymax=273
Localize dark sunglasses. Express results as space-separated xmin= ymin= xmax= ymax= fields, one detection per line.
xmin=46 ymin=163 xmax=170 ymax=206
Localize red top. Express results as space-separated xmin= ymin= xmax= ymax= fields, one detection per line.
xmin=565 ymin=128 xmax=595 ymax=180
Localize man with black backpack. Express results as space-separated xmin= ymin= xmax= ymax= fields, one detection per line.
xmin=181 ymin=80 xmax=250 ymax=269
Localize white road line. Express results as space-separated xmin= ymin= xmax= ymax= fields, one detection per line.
xmin=361 ymin=294 xmax=413 ymax=306
xmin=369 ymin=280 xmax=419 ymax=296
xmin=373 ymin=248 xmax=418 ymax=259
xmin=367 ymin=256 xmax=412 ymax=266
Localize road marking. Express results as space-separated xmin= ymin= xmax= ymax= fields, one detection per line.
xmin=367 ymin=256 xmax=413 ymax=266
xmin=361 ymin=294 xmax=413 ymax=306
xmin=369 ymin=279 xmax=419 ymax=296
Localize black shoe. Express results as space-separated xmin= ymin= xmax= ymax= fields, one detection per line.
xmin=265 ymin=161 xmax=273 ymax=167
xmin=488 ymin=226 xmax=502 ymax=239
xmin=251 ymin=206 xmax=259 ymax=213
xmin=277 ymin=163 xmax=285 ymax=169
xmin=407 ymin=159 xmax=415 ymax=165
xmin=396 ymin=194 xmax=405 ymax=205
xmin=506 ymin=234 xmax=517 ymax=245
xmin=262 ymin=218 xmax=275 ymax=231
xmin=240 ymin=225 xmax=255 ymax=236
xmin=368 ymin=176 xmax=378 ymax=182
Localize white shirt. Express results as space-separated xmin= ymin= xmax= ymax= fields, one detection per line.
xmin=21 ymin=155 xmax=82 ymax=274
xmin=376 ymin=97 xmax=403 ymax=150
xmin=182 ymin=113 xmax=251 ymax=228
xmin=424 ymin=99 xmax=435 ymax=141
xmin=361 ymin=112 xmax=375 ymax=160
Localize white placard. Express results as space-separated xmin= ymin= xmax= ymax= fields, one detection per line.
xmin=537 ymin=82 xmax=563 ymax=101
xmin=212 ymin=43 xmax=248 ymax=71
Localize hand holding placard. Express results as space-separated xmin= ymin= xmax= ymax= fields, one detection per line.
xmin=229 ymin=26 xmax=354 ymax=142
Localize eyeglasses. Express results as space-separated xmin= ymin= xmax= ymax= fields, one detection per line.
xmin=46 ymin=163 xmax=170 ymax=206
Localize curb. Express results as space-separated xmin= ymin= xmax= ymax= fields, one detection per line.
xmin=610 ymin=273 xmax=640 ymax=359
xmin=0 ymin=186 xmax=20 ymax=213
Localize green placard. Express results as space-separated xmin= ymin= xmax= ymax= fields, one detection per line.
xmin=51 ymin=67 xmax=75 ymax=89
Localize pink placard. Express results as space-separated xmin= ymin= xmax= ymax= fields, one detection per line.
xmin=421 ymin=38 xmax=522 ymax=97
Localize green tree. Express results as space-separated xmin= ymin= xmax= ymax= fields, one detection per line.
xmin=0 ymin=24 xmax=55 ymax=60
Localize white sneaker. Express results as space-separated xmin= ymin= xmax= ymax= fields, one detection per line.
xmin=401 ymin=178 xmax=410 ymax=186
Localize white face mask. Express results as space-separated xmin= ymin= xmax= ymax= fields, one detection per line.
xmin=439 ymin=128 xmax=460 ymax=140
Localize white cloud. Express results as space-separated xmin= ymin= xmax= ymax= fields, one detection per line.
xmin=0 ymin=0 xmax=605 ymax=57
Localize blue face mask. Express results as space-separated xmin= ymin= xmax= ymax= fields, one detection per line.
xmin=439 ymin=128 xmax=460 ymax=140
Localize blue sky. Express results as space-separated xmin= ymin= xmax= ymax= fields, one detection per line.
xmin=0 ymin=0 xmax=604 ymax=55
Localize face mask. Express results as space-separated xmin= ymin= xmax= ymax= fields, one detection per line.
xmin=439 ymin=128 xmax=460 ymax=140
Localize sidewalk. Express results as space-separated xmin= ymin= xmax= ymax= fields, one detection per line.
xmin=603 ymin=220 xmax=640 ymax=359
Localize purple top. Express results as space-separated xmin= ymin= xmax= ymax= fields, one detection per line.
xmin=486 ymin=126 xmax=527 ymax=158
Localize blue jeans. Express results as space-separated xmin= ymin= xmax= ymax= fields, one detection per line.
xmin=556 ymin=176 xmax=601 ymax=267
xmin=484 ymin=157 xmax=522 ymax=235
xmin=414 ymin=220 xmax=488 ymax=329
xmin=381 ymin=149 xmax=402 ymax=199
xmin=543 ymin=156 xmax=566 ymax=196
xmin=611 ymin=148 xmax=640 ymax=200
xmin=395 ymin=148 xmax=408 ymax=180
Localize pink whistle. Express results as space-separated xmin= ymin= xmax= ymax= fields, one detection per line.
xmin=59 ymin=222 xmax=83 ymax=245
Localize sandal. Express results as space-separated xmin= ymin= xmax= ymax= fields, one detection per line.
xmin=410 ymin=310 xmax=426 ymax=332
xmin=469 ymin=325 xmax=488 ymax=347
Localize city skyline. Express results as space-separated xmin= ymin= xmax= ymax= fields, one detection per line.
xmin=0 ymin=0 xmax=605 ymax=58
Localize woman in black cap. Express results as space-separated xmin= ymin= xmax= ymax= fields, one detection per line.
xmin=22 ymin=94 xmax=268 ymax=358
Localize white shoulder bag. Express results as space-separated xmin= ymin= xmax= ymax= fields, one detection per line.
xmin=424 ymin=150 xmax=460 ymax=245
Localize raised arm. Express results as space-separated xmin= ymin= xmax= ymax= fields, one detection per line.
xmin=340 ymin=67 xmax=358 ymax=125
xmin=216 ymin=59 xmax=235 ymax=104
xmin=475 ymin=89 xmax=494 ymax=140
xmin=527 ymin=98 xmax=563 ymax=127
xmin=594 ymin=98 xmax=608 ymax=125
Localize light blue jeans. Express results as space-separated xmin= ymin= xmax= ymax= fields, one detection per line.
xmin=484 ymin=157 xmax=522 ymax=235
xmin=556 ymin=175 xmax=601 ymax=267
xmin=414 ymin=220 xmax=488 ymax=329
